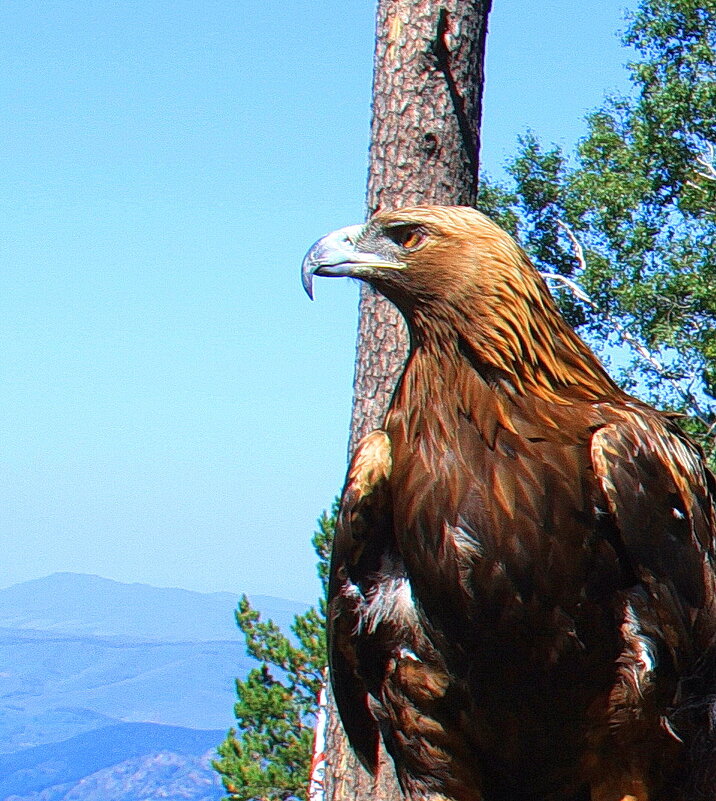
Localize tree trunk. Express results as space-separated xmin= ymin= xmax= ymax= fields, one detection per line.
xmin=325 ymin=1 xmax=492 ymax=799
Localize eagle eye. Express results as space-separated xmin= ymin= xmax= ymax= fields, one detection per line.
xmin=386 ymin=224 xmax=426 ymax=251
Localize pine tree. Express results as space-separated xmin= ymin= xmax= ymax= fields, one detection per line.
xmin=213 ymin=506 xmax=335 ymax=801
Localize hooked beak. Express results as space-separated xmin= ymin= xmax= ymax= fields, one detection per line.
xmin=301 ymin=223 xmax=397 ymax=299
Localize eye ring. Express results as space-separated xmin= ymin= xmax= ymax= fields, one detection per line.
xmin=386 ymin=224 xmax=426 ymax=251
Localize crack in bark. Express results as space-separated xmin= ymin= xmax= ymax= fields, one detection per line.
xmin=430 ymin=8 xmax=480 ymax=181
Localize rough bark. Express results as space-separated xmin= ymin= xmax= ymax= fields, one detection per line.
xmin=324 ymin=2 xmax=492 ymax=800
xmin=349 ymin=0 xmax=491 ymax=454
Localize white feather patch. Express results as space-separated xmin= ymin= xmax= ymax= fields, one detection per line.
xmin=621 ymin=601 xmax=657 ymax=690
xmin=361 ymin=573 xmax=418 ymax=635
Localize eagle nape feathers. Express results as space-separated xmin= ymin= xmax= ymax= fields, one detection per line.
xmin=302 ymin=205 xmax=716 ymax=801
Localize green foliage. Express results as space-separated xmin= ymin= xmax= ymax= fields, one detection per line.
xmin=480 ymin=0 xmax=716 ymax=459
xmin=213 ymin=504 xmax=337 ymax=801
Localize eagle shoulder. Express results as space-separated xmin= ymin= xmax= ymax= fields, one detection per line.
xmin=590 ymin=408 xmax=716 ymax=614
xmin=328 ymin=429 xmax=394 ymax=774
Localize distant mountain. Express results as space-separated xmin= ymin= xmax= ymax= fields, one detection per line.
xmin=0 ymin=573 xmax=307 ymax=642
xmin=31 ymin=752 xmax=222 ymax=801
xmin=0 ymin=573 xmax=310 ymax=798
xmin=0 ymin=723 xmax=224 ymax=800
xmin=0 ymin=706 xmax=116 ymax=755
xmin=4 ymin=751 xmax=222 ymax=801
xmin=0 ymin=627 xmax=253 ymax=732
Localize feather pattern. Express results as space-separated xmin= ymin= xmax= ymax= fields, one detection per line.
xmin=316 ymin=206 xmax=716 ymax=801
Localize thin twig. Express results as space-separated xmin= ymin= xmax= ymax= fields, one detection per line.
xmin=557 ymin=218 xmax=587 ymax=272
xmin=695 ymin=141 xmax=716 ymax=181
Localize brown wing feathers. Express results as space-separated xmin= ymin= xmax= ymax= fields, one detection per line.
xmin=591 ymin=414 xmax=714 ymax=610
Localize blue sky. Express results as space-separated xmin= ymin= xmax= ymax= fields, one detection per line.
xmin=1 ymin=0 xmax=632 ymax=603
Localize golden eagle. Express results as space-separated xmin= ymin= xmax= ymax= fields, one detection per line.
xmin=302 ymin=206 xmax=716 ymax=801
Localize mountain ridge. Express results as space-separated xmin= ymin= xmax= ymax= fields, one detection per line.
xmin=0 ymin=722 xmax=225 ymax=799
xmin=0 ymin=572 xmax=308 ymax=642
xmin=1 ymin=572 xmax=309 ymax=798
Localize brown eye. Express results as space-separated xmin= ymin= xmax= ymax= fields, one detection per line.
xmin=387 ymin=225 xmax=425 ymax=250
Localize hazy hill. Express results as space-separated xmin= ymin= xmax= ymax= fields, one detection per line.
xmin=0 ymin=723 xmax=224 ymax=800
xmin=0 ymin=706 xmax=116 ymax=755
xmin=4 ymin=751 xmax=222 ymax=801
xmin=0 ymin=572 xmax=307 ymax=641
xmin=1 ymin=573 xmax=310 ymax=799
xmin=0 ymin=627 xmax=252 ymax=734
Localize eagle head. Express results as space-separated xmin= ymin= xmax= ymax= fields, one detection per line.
xmin=301 ymin=205 xmax=532 ymax=316
xmin=302 ymin=204 xmax=617 ymax=398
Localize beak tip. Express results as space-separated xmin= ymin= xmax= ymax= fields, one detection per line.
xmin=301 ymin=223 xmax=366 ymax=300
xmin=301 ymin=258 xmax=315 ymax=300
